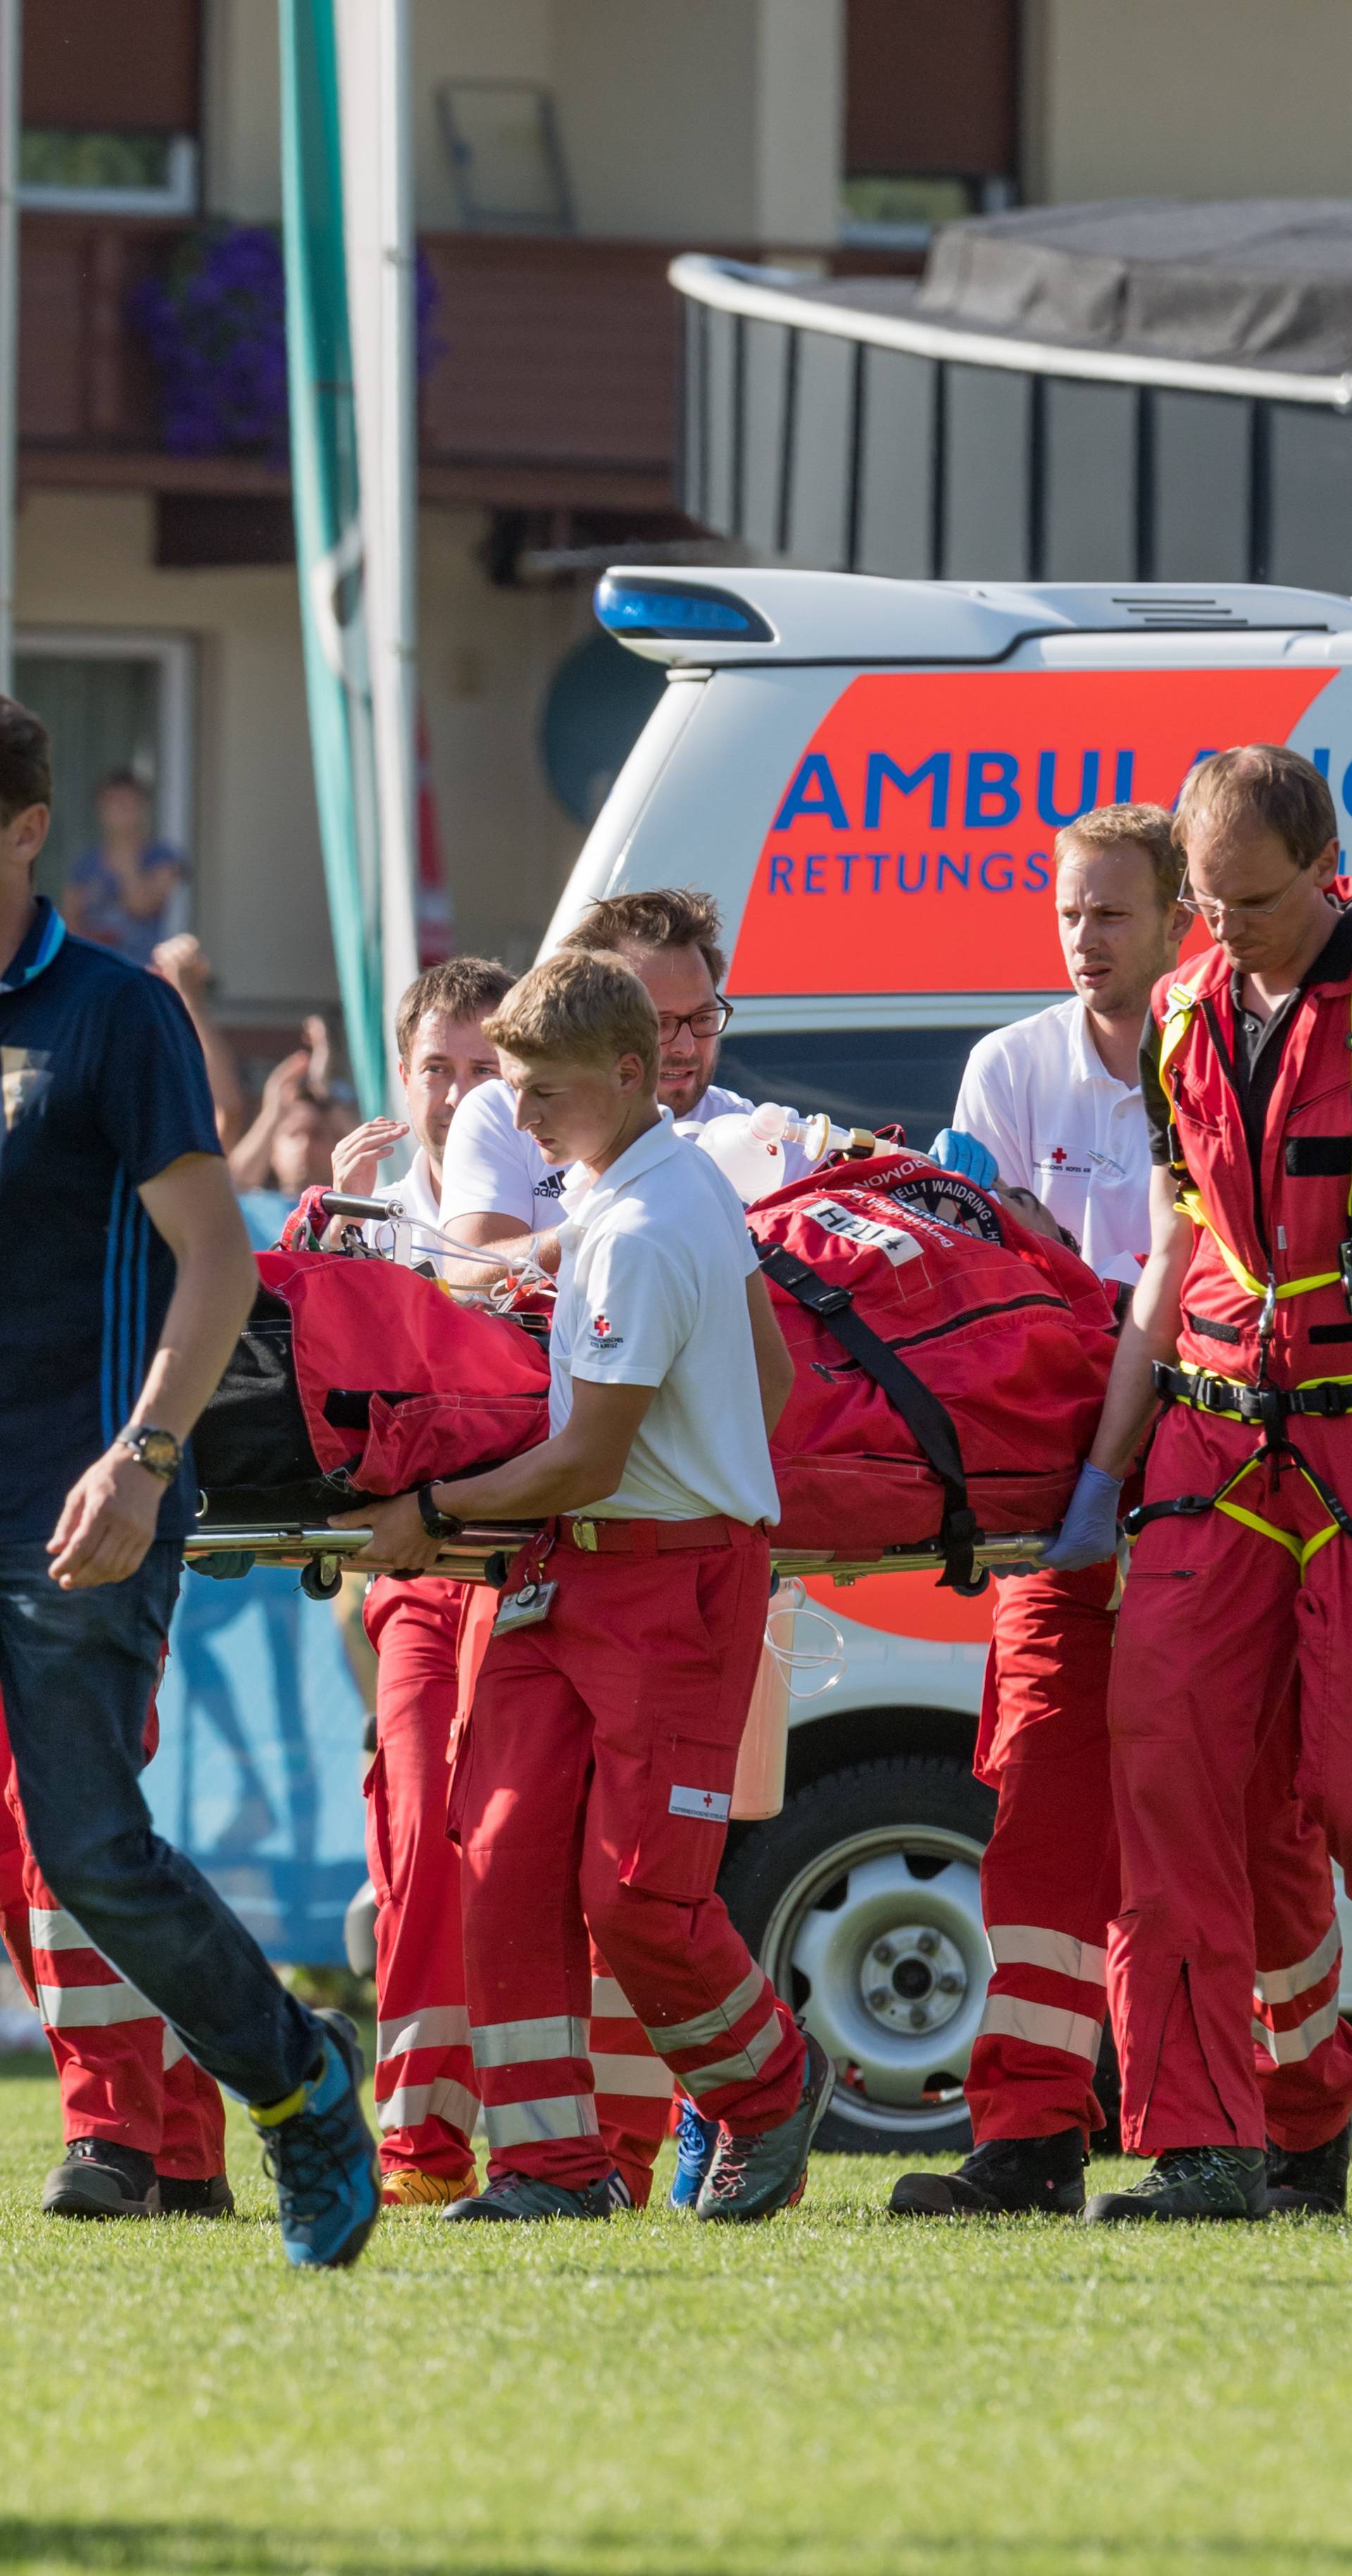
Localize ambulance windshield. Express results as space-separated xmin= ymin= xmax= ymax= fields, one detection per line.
xmin=717 ymin=1023 xmax=998 ymax=1150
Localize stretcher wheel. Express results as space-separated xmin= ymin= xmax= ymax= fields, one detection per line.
xmin=300 ymin=1555 xmax=344 ymax=1601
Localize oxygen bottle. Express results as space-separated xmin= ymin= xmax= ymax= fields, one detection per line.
xmin=687 ymin=1102 xmax=875 ymax=1206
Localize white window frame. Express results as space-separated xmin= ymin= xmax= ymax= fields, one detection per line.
xmin=18 ymin=133 xmax=199 ymax=216
xmin=15 ymin=626 xmax=196 ymax=918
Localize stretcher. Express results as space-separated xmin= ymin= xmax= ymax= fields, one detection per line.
xmin=187 ymin=1184 xmax=1070 ymax=1596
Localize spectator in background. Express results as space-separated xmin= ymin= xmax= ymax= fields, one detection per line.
xmin=61 ymin=771 xmax=187 ymax=969
xmin=151 ymin=935 xmax=246 ymax=1152
xmin=227 ymin=1016 xmax=347 ymax=1197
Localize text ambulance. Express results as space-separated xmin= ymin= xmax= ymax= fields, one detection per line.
xmin=542 ymin=571 xmax=1352 ymax=2157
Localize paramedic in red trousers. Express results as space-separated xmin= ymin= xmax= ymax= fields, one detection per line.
xmin=332 ymin=957 xmax=679 ymax=2209
xmin=890 ymin=795 xmax=1352 ymax=2221
xmin=340 ymin=947 xmax=834 ymax=2222
xmin=1037 ymin=745 xmax=1352 ymax=2223
xmin=439 ymin=883 xmax=813 ymax=2206
xmin=329 ymin=957 xmax=513 ymax=2207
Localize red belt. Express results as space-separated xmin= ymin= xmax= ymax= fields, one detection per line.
xmin=558 ymin=1514 xmax=751 ymax=1555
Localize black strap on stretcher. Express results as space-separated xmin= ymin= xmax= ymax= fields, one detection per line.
xmin=1122 ymin=1360 xmax=1352 ymax=1543
xmin=756 ymin=1243 xmax=984 ymax=1595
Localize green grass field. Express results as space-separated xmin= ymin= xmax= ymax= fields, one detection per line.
xmin=2 ymin=2058 xmax=1351 ymax=2576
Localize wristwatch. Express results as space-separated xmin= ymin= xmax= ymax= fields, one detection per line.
xmin=117 ymin=1424 xmax=184 ymax=1484
xmin=417 ymin=1484 xmax=463 ymax=1542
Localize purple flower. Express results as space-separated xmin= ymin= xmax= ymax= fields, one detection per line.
xmin=131 ymin=228 xmax=442 ymax=459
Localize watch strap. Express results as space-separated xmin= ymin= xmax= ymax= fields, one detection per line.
xmin=417 ymin=1484 xmax=462 ymax=1541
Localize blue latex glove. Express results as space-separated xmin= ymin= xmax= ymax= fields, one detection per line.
xmin=930 ymin=1127 xmax=999 ymax=1191
xmin=1035 ymin=1462 xmax=1123 ymax=1574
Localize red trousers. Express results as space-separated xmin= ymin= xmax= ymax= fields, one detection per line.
xmin=1109 ymin=1407 xmax=1352 ymax=2153
xmin=970 ymin=1559 xmax=1352 ymax=2154
xmin=0 ymin=1703 xmax=225 ymax=2177
xmin=364 ymin=1572 xmax=675 ymax=2205
xmin=453 ymin=1523 xmax=801 ymax=2187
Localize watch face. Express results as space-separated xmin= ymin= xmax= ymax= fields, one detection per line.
xmin=139 ymin=1432 xmax=180 ymax=1474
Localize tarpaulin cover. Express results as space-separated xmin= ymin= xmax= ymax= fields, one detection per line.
xmin=746 ymin=1152 xmax=1117 ymax=1557
xmin=790 ymin=200 xmax=1352 ymax=376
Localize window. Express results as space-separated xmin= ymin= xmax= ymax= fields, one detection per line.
xmin=19 ymin=0 xmax=200 ymax=213
xmin=14 ymin=630 xmax=195 ymax=918
xmin=842 ymin=0 xmax=1018 ymax=249
xmin=716 ymin=1023 xmax=999 ymax=1150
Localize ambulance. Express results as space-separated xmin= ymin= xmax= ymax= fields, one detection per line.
xmin=544 ymin=571 xmax=1352 ymax=2154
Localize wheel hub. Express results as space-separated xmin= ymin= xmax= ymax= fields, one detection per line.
xmin=758 ymin=1822 xmax=991 ymax=2143
xmin=861 ymin=1923 xmax=968 ymax=2035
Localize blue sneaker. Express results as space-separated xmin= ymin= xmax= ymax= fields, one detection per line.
xmin=249 ymin=2010 xmax=380 ymax=2270
xmin=669 ymin=2096 xmax=720 ymax=2210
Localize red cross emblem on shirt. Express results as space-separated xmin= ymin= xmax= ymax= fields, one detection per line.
xmin=1049 ymin=1147 xmax=1068 ymax=1165
xmin=592 ymin=1314 xmax=612 ymax=1337
xmin=702 ymin=1791 xmax=714 ymax=1810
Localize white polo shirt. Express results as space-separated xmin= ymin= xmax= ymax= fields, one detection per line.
xmin=953 ymin=997 xmax=1150 ymax=1288
xmin=553 ymin=1114 xmax=779 ymax=1526
xmin=439 ymin=1075 xmax=810 ymax=1231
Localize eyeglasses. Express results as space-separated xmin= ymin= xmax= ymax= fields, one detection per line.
xmin=1178 ymin=874 xmax=1305 ymax=927
xmin=656 ymin=997 xmax=734 ymax=1045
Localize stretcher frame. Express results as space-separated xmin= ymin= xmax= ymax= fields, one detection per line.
xmin=183 ymin=1522 xmax=1051 ymax=1596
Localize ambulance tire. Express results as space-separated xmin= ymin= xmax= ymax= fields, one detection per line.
xmin=718 ymin=1754 xmax=996 ymax=2158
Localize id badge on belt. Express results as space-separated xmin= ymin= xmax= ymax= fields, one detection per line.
xmin=491 ymin=1579 xmax=557 ymax=1637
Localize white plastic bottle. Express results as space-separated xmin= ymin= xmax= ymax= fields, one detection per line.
xmin=688 ymin=1102 xmax=869 ymax=1205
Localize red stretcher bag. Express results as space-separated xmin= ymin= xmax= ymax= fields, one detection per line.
xmin=194 ymin=1249 xmax=549 ymax=1523
xmin=744 ymin=1151 xmax=1117 ymax=1584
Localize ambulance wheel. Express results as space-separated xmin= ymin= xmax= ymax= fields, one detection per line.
xmin=718 ymin=1755 xmax=995 ymax=2158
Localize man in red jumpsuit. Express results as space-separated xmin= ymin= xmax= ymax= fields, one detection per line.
xmin=340 ymin=948 xmax=831 ymax=2222
xmin=0 ymin=1696 xmax=228 ymax=2217
xmin=1042 ymin=744 xmax=1352 ymax=2222
xmin=890 ymin=794 xmax=1352 ymax=2219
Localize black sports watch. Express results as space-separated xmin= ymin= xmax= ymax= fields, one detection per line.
xmin=417 ymin=1484 xmax=463 ymax=1542
xmin=117 ymin=1424 xmax=184 ymax=1484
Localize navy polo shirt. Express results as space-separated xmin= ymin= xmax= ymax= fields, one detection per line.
xmin=0 ymin=900 xmax=223 ymax=1542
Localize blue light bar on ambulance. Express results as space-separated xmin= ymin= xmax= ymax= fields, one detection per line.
xmin=593 ymin=575 xmax=775 ymax=645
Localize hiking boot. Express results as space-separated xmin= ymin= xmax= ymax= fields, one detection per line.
xmin=249 ymin=2010 xmax=380 ymax=2270
xmin=382 ymin=2168 xmax=477 ymax=2210
xmin=669 ymin=2097 xmax=720 ymax=2210
xmin=1266 ymin=2121 xmax=1351 ymax=2217
xmin=156 ymin=2173 xmax=235 ymax=2218
xmin=695 ymin=2032 xmax=834 ymax=2225
xmin=1083 ymin=2144 xmax=1268 ymax=2223
xmin=442 ymin=2168 xmax=630 ymax=2222
xmin=889 ymin=2127 xmax=1086 ymax=2218
xmin=42 ymin=2138 xmax=160 ymax=2219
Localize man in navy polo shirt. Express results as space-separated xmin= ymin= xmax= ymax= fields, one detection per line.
xmin=0 ymin=695 xmax=379 ymax=2269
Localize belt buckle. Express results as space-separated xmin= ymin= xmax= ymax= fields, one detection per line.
xmin=570 ymin=1519 xmax=598 ymax=1552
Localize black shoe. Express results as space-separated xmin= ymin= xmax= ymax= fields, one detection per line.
xmin=1084 ymin=2144 xmax=1268 ymax=2224
xmin=1266 ymin=2122 xmax=1351 ymax=2217
xmin=695 ymin=2033 xmax=834 ymax=2224
xmin=42 ymin=2138 xmax=161 ymax=2220
xmin=156 ymin=2173 xmax=236 ymax=2218
xmin=443 ymin=2169 xmax=630 ymax=2222
xmin=889 ymin=2127 xmax=1086 ymax=2218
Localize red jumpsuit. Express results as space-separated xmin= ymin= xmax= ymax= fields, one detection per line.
xmin=970 ymin=1564 xmax=1352 ymax=2150
xmin=0 ymin=1700 xmax=225 ymax=2179
xmin=1108 ymin=936 xmax=1352 ymax=2151
xmin=364 ymin=1572 xmax=674 ymax=2205
xmin=452 ymin=1519 xmax=802 ymax=2188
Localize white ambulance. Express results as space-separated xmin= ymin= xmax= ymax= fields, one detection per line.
xmin=544 ymin=571 xmax=1352 ymax=2154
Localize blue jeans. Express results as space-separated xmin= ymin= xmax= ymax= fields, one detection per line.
xmin=0 ymin=1539 xmax=319 ymax=2105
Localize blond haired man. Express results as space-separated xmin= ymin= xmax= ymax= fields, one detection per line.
xmin=340 ymin=950 xmax=832 ymax=2222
